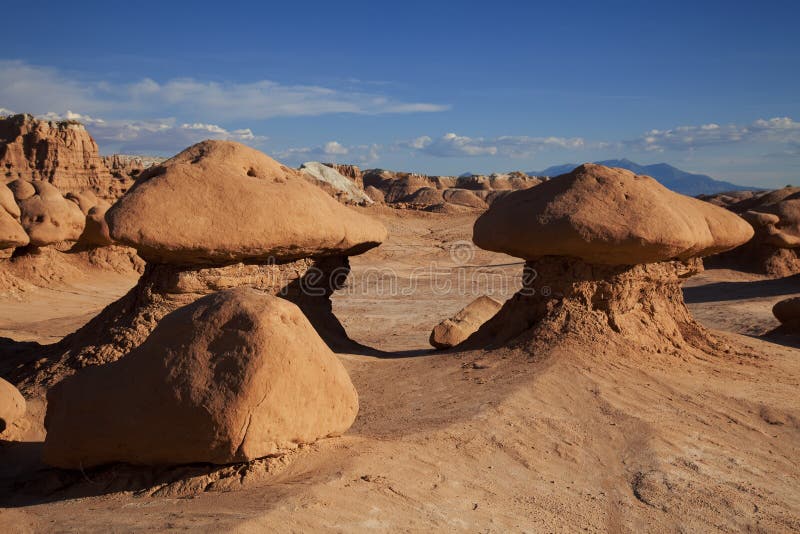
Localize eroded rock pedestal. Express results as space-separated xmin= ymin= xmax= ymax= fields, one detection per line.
xmin=12 ymin=255 xmax=357 ymax=391
xmin=462 ymin=257 xmax=720 ymax=353
xmin=462 ymin=163 xmax=754 ymax=355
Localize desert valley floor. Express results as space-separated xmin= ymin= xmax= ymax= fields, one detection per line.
xmin=1 ymin=207 xmax=799 ymax=532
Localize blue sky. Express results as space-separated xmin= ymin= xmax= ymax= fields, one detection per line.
xmin=2 ymin=0 xmax=798 ymax=186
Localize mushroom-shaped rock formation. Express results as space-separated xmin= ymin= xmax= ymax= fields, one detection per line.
xmin=772 ymin=297 xmax=800 ymax=329
xmin=705 ymin=187 xmax=800 ymax=276
xmin=462 ymin=164 xmax=753 ymax=350
xmin=0 ymin=183 xmax=29 ymax=257
xmin=107 ymin=141 xmax=385 ymax=265
xmin=0 ymin=377 xmax=26 ymax=435
xmin=9 ymin=180 xmax=85 ymax=247
xmin=299 ymin=161 xmax=373 ymax=205
xmin=475 ymin=164 xmax=753 ymax=265
xmin=43 ymin=288 xmax=359 ymax=468
xmin=13 ymin=142 xmax=386 ymax=389
xmin=430 ymin=296 xmax=502 ymax=349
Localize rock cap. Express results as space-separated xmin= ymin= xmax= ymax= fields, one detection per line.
xmin=107 ymin=141 xmax=387 ymax=265
xmin=473 ymin=164 xmax=754 ymax=265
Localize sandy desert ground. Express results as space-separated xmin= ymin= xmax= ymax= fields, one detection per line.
xmin=1 ymin=207 xmax=799 ymax=532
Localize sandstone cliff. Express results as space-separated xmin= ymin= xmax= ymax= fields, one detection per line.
xmin=0 ymin=114 xmax=117 ymax=196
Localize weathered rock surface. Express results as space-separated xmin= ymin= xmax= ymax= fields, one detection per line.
xmin=65 ymin=190 xmax=100 ymax=215
xmin=465 ymin=164 xmax=748 ymax=354
xmin=325 ymin=163 xmax=363 ymax=186
xmin=77 ymin=201 xmax=114 ymax=247
xmin=108 ymin=141 xmax=386 ymax=265
xmin=430 ymin=296 xmax=502 ymax=349
xmin=0 ymin=377 xmax=25 ymax=435
xmin=0 ymin=182 xmax=28 ymax=253
xmin=43 ymin=288 xmax=359 ymax=468
xmin=772 ymin=297 xmax=800 ymax=328
xmin=460 ymin=258 xmax=722 ymax=353
xmin=16 ymin=255 xmax=354 ymax=390
xmin=474 ymin=164 xmax=753 ymax=265
xmin=10 ymin=180 xmax=85 ymax=246
xmin=299 ymin=161 xmax=373 ymax=205
xmin=0 ymin=114 xmax=114 ymax=197
xmin=364 ymin=185 xmax=385 ymax=203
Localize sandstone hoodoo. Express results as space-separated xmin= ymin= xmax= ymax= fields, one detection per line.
xmin=107 ymin=141 xmax=385 ymax=264
xmin=463 ymin=163 xmax=754 ymax=349
xmin=9 ymin=179 xmax=85 ymax=248
xmin=430 ymin=295 xmax=502 ymax=349
xmin=0 ymin=377 xmax=25 ymax=436
xmin=43 ymin=288 xmax=359 ymax=468
xmin=705 ymin=187 xmax=800 ymax=277
xmin=15 ymin=141 xmax=386 ymax=388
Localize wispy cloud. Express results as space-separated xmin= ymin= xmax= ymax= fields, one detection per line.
xmin=276 ymin=141 xmax=381 ymax=165
xmin=0 ymin=60 xmax=449 ymax=121
xmin=397 ymin=132 xmax=586 ymax=158
xmin=627 ymin=117 xmax=800 ymax=152
xmin=36 ymin=111 xmax=266 ymax=154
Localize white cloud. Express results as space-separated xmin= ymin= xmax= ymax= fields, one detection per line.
xmin=31 ymin=112 xmax=268 ymax=154
xmin=398 ymin=132 xmax=585 ymax=158
xmin=39 ymin=110 xmax=106 ymax=124
xmin=276 ymin=141 xmax=381 ymax=165
xmin=323 ymin=141 xmax=349 ymax=155
xmin=628 ymin=117 xmax=800 ymax=152
xmin=0 ymin=60 xmax=449 ymax=121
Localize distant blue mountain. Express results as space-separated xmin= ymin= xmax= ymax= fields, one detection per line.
xmin=529 ymin=159 xmax=756 ymax=196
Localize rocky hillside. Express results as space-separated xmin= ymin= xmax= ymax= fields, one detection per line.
xmin=0 ymin=114 xmax=147 ymax=200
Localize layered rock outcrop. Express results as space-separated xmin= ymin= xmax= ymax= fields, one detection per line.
xmin=0 ymin=114 xmax=115 ymax=197
xmin=299 ymin=161 xmax=373 ymax=205
xmin=43 ymin=288 xmax=359 ymax=468
xmin=462 ymin=164 xmax=753 ymax=351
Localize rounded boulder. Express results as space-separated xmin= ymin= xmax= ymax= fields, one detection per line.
xmin=43 ymin=288 xmax=359 ymax=468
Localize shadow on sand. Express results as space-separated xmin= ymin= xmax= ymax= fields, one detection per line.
xmin=683 ymin=274 xmax=800 ymax=304
xmin=0 ymin=438 xmax=291 ymax=508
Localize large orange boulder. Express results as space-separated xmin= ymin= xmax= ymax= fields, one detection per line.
xmin=106 ymin=141 xmax=387 ymax=265
xmin=474 ymin=164 xmax=753 ymax=265
xmin=43 ymin=288 xmax=359 ymax=468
